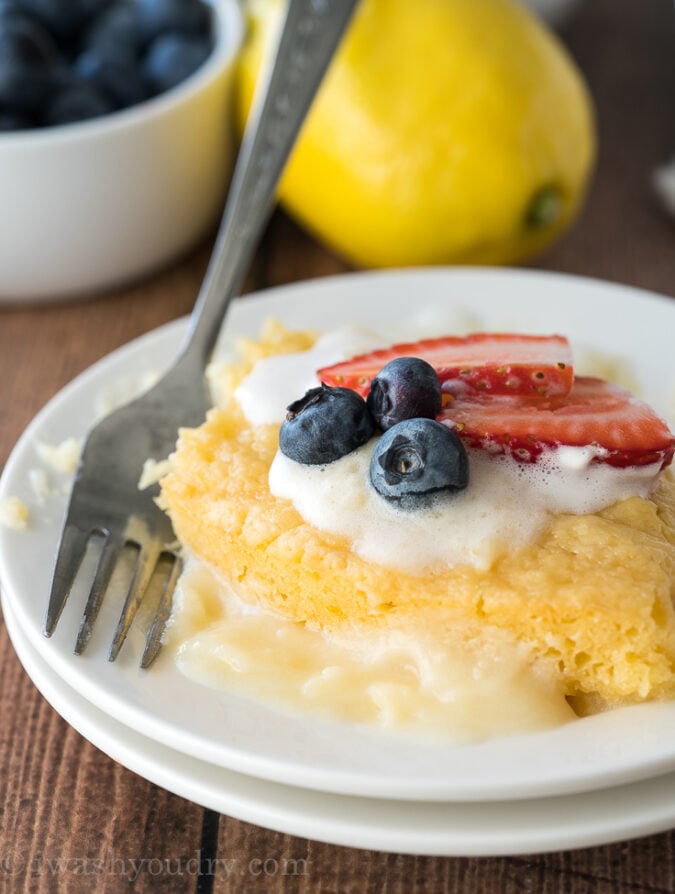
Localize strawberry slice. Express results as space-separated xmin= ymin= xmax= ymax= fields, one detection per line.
xmin=318 ymin=333 xmax=574 ymax=398
xmin=438 ymin=377 xmax=675 ymax=468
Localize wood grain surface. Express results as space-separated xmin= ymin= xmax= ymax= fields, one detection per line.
xmin=1 ymin=1 xmax=674 ymax=892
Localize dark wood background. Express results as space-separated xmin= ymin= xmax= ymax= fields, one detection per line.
xmin=1 ymin=1 xmax=674 ymax=891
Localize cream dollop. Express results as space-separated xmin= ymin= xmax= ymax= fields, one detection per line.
xmin=269 ymin=444 xmax=660 ymax=573
xmin=235 ymin=329 xmax=384 ymax=425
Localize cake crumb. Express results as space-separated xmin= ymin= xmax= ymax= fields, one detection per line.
xmin=36 ymin=437 xmax=81 ymax=474
xmin=29 ymin=468 xmax=52 ymax=503
xmin=138 ymin=457 xmax=173 ymax=490
xmin=0 ymin=497 xmax=29 ymax=530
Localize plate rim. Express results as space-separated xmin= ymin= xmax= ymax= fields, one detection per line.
xmin=2 ymin=265 xmax=675 ymax=804
xmin=6 ymin=590 xmax=675 ymax=857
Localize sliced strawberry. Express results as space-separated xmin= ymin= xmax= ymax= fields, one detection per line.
xmin=318 ymin=333 xmax=574 ymax=398
xmin=438 ymin=377 xmax=675 ymax=468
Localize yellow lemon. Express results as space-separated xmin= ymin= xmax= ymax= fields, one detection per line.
xmin=237 ymin=0 xmax=596 ymax=267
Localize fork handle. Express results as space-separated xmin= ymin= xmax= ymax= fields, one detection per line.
xmin=179 ymin=0 xmax=361 ymax=365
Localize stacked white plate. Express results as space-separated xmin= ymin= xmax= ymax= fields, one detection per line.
xmin=2 ymin=269 xmax=675 ymax=856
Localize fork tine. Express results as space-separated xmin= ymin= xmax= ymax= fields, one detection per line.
xmin=74 ymin=533 xmax=121 ymax=655
xmin=140 ymin=551 xmax=182 ymax=669
xmin=108 ymin=542 xmax=159 ymax=662
xmin=43 ymin=524 xmax=91 ymax=637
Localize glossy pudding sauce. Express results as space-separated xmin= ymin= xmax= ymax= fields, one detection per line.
xmin=166 ymin=328 xmax=673 ymax=742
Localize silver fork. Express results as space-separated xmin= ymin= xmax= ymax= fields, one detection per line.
xmin=43 ymin=0 xmax=360 ymax=668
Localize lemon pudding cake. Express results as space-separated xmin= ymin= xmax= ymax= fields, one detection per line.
xmin=160 ymin=321 xmax=675 ymax=741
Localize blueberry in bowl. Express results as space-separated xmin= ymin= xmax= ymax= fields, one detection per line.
xmin=0 ymin=0 xmax=243 ymax=301
xmin=0 ymin=0 xmax=219 ymax=128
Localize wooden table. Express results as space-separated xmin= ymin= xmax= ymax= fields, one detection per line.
xmin=1 ymin=2 xmax=674 ymax=891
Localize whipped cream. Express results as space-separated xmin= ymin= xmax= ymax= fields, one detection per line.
xmin=270 ymin=445 xmax=660 ymax=573
xmin=235 ymin=329 xmax=385 ymax=425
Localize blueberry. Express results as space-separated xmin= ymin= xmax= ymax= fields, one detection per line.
xmin=0 ymin=0 xmax=213 ymax=131
xmin=143 ymin=31 xmax=211 ymax=93
xmin=369 ymin=418 xmax=469 ymax=504
xmin=0 ymin=10 xmax=60 ymax=112
xmin=136 ymin=0 xmax=210 ymax=43
xmin=15 ymin=0 xmax=89 ymax=40
xmin=0 ymin=107 xmax=36 ymax=129
xmin=44 ymin=77 xmax=113 ymax=125
xmin=81 ymin=3 xmax=144 ymax=60
xmin=367 ymin=357 xmax=442 ymax=431
xmin=79 ymin=0 xmax=112 ymax=20
xmin=279 ymin=384 xmax=376 ymax=465
xmin=75 ymin=46 xmax=148 ymax=108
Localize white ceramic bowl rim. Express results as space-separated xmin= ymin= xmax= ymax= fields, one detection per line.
xmin=0 ymin=0 xmax=243 ymax=149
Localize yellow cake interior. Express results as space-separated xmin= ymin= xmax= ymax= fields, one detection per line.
xmin=160 ymin=322 xmax=675 ymax=719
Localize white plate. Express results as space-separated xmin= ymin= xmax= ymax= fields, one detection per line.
xmin=6 ymin=590 xmax=675 ymax=857
xmin=1 ymin=268 xmax=675 ymax=804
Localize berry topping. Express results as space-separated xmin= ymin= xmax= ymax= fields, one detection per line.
xmin=280 ymin=384 xmax=375 ymax=465
xmin=367 ymin=357 xmax=442 ymax=431
xmin=369 ymin=418 xmax=469 ymax=503
xmin=439 ymin=377 xmax=675 ymax=468
xmin=319 ymin=333 xmax=574 ymax=399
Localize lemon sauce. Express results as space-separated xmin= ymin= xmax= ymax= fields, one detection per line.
xmin=167 ymin=560 xmax=575 ymax=743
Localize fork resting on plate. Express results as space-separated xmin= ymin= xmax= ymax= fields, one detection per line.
xmin=43 ymin=0 xmax=360 ymax=667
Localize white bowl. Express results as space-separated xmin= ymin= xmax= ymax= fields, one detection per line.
xmin=0 ymin=0 xmax=243 ymax=303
